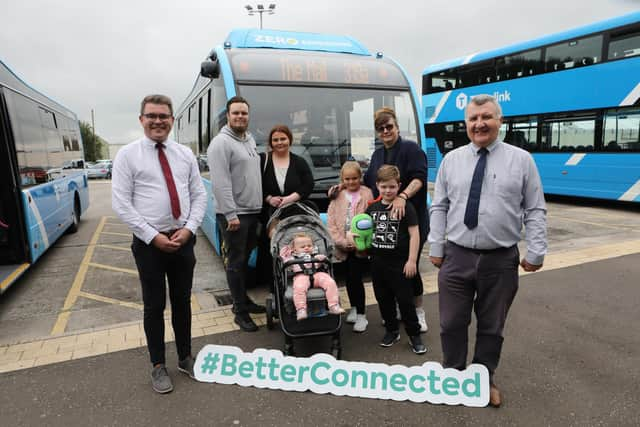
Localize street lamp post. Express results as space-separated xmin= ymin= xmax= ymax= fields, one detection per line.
xmin=245 ymin=3 xmax=276 ymax=29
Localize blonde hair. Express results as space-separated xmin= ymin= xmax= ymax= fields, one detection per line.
xmin=340 ymin=161 xmax=362 ymax=181
xmin=291 ymin=233 xmax=313 ymax=248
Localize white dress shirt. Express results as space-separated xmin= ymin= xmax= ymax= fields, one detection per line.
xmin=428 ymin=140 xmax=547 ymax=265
xmin=112 ymin=136 xmax=207 ymax=244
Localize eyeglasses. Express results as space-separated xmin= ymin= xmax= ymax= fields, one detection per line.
xmin=376 ymin=124 xmax=395 ymax=133
xmin=142 ymin=113 xmax=173 ymax=121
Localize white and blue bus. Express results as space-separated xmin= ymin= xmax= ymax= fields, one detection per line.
xmin=175 ymin=29 xmax=424 ymax=253
xmin=0 ymin=59 xmax=89 ymax=293
xmin=422 ymin=11 xmax=640 ymax=203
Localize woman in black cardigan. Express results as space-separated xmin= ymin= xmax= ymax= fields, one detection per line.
xmin=257 ymin=124 xmax=314 ymax=288
xmin=261 ymin=124 xmax=314 ymax=213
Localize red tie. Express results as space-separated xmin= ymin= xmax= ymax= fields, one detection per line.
xmin=156 ymin=143 xmax=181 ymax=219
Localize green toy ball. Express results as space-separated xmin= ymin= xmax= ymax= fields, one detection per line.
xmin=351 ymin=213 xmax=373 ymax=251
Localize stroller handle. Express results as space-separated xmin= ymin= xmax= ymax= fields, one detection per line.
xmin=266 ymin=201 xmax=320 ymax=232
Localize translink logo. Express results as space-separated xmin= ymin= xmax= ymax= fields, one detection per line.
xmin=455 ymin=91 xmax=512 ymax=110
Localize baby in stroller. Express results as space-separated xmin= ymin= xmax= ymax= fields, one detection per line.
xmin=280 ymin=232 xmax=345 ymax=320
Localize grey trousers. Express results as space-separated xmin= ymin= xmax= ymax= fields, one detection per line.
xmin=438 ymin=242 xmax=519 ymax=378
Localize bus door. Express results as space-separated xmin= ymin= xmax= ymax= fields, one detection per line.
xmin=0 ymin=89 xmax=30 ymax=292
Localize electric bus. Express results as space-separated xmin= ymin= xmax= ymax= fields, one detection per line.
xmin=422 ymin=11 xmax=640 ymax=202
xmin=0 ymin=59 xmax=89 ymax=293
xmin=175 ymin=29 xmax=424 ymax=252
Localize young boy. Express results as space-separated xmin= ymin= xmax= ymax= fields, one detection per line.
xmin=365 ymin=165 xmax=427 ymax=354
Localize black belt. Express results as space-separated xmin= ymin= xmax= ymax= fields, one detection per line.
xmin=449 ymin=241 xmax=515 ymax=254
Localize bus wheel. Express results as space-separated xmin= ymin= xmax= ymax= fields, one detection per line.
xmin=67 ymin=196 xmax=81 ymax=234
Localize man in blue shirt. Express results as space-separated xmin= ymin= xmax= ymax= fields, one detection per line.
xmin=428 ymin=94 xmax=547 ymax=407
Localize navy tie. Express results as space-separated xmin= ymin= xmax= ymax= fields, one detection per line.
xmin=464 ymin=147 xmax=488 ymax=229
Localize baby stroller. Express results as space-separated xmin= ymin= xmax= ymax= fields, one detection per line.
xmin=264 ymin=202 xmax=342 ymax=359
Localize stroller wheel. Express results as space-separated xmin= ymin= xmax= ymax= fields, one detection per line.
xmin=330 ymin=334 xmax=341 ymax=359
xmin=330 ymin=346 xmax=341 ymax=360
xmin=284 ymin=342 xmax=295 ymax=356
xmin=265 ymin=297 xmax=275 ymax=330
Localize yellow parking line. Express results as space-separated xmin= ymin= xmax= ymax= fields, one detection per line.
xmin=88 ymin=262 xmax=138 ymax=275
xmin=0 ymin=263 xmax=30 ymax=292
xmin=51 ymin=216 xmax=107 ymax=335
xmin=96 ymin=244 xmax=130 ymax=252
xmin=78 ymin=291 xmax=143 ymax=311
xmin=101 ymin=231 xmax=131 ymax=237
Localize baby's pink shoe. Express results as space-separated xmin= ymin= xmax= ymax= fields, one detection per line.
xmin=329 ymin=305 xmax=345 ymax=315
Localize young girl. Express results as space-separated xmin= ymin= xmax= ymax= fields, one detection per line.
xmin=327 ymin=161 xmax=373 ymax=332
xmin=279 ymin=233 xmax=345 ymax=321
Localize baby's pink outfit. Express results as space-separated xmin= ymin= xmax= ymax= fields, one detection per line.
xmin=279 ymin=246 xmax=340 ymax=311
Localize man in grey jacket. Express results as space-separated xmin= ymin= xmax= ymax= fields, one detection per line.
xmin=208 ymin=96 xmax=265 ymax=332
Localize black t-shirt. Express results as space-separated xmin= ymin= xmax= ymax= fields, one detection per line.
xmin=366 ymin=199 xmax=418 ymax=262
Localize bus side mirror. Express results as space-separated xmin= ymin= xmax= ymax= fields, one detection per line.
xmin=201 ymin=60 xmax=219 ymax=79
xmin=201 ymin=51 xmax=219 ymax=79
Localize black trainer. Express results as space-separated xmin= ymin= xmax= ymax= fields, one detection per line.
xmin=409 ymin=335 xmax=427 ymax=354
xmin=379 ymin=330 xmax=400 ymax=347
xmin=234 ymin=313 xmax=258 ymax=332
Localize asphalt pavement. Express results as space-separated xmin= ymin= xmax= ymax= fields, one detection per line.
xmin=2 ymin=253 xmax=639 ymax=426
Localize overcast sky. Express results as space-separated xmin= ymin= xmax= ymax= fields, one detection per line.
xmin=2 ymin=0 xmax=639 ymax=145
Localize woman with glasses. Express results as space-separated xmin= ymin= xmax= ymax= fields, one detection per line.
xmin=256 ymin=124 xmax=315 ymax=288
xmin=362 ymin=107 xmax=430 ymax=333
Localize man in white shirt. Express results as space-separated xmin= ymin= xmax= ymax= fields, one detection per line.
xmin=112 ymin=94 xmax=207 ymax=394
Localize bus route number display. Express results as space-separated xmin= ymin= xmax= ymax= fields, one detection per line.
xmin=280 ymin=58 xmax=328 ymax=82
xmin=279 ymin=58 xmax=370 ymax=84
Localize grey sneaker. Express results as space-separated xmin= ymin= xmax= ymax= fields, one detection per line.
xmin=409 ymin=335 xmax=427 ymax=354
xmin=178 ymin=356 xmax=196 ymax=379
xmin=379 ymin=330 xmax=400 ymax=347
xmin=151 ymin=365 xmax=173 ymax=394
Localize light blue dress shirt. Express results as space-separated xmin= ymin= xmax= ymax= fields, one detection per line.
xmin=428 ymin=140 xmax=547 ymax=265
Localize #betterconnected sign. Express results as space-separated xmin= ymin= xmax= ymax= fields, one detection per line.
xmin=195 ymin=345 xmax=490 ymax=407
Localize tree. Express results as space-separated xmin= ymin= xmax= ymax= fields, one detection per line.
xmin=79 ymin=121 xmax=107 ymax=161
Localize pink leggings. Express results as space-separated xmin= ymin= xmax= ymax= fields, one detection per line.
xmin=292 ymin=272 xmax=340 ymax=311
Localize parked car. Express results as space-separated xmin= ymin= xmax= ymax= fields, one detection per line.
xmin=87 ymin=162 xmax=112 ymax=179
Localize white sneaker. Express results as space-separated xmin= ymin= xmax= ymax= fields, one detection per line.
xmin=346 ymin=307 xmax=357 ymax=324
xmin=353 ymin=314 xmax=368 ymax=333
xmin=416 ymin=307 xmax=428 ymax=333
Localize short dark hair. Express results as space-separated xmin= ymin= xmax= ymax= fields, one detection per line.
xmin=226 ymin=96 xmax=250 ymax=112
xmin=268 ymin=124 xmax=293 ymax=148
xmin=376 ymin=164 xmax=401 ymax=183
xmin=140 ymin=94 xmax=173 ymax=116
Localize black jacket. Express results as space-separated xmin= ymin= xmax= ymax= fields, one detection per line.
xmin=260 ymin=152 xmax=314 ymax=201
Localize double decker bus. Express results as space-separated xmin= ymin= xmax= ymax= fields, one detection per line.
xmin=0 ymin=59 xmax=89 ymax=293
xmin=175 ymin=29 xmax=423 ymax=252
xmin=422 ymin=11 xmax=640 ymax=202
